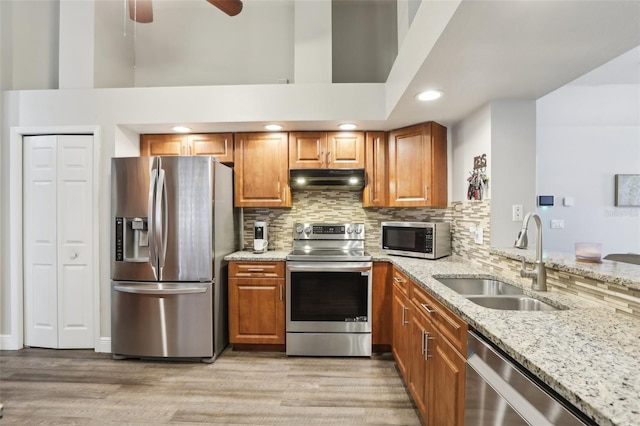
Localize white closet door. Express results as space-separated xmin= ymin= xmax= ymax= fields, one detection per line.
xmin=23 ymin=135 xmax=94 ymax=349
xmin=57 ymin=135 xmax=94 ymax=348
xmin=24 ymin=135 xmax=59 ymax=348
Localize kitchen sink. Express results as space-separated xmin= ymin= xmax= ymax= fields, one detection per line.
xmin=435 ymin=277 xmax=524 ymax=295
xmin=466 ymin=295 xmax=560 ymax=311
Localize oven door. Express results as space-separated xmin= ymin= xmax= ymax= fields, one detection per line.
xmin=286 ymin=261 xmax=372 ymax=333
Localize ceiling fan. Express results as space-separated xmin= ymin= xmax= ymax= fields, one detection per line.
xmin=128 ymin=0 xmax=243 ymax=23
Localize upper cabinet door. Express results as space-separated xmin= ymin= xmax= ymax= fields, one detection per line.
xmin=188 ymin=133 xmax=234 ymax=163
xmin=289 ymin=131 xmax=364 ymax=169
xmin=289 ymin=132 xmax=327 ymax=169
xmin=140 ymin=134 xmax=185 ymax=156
xmin=363 ymin=131 xmax=387 ymax=207
xmin=234 ymin=132 xmax=291 ymax=208
xmin=388 ymin=122 xmax=447 ymax=207
xmin=326 ymin=132 xmax=365 ymax=168
xmin=140 ymin=133 xmax=234 ymax=163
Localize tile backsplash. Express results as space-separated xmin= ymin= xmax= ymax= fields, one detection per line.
xmin=241 ymin=190 xmax=491 ymax=258
xmin=242 ymin=194 xmax=640 ymax=320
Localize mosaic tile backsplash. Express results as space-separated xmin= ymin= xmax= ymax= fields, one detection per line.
xmin=241 ymin=190 xmax=491 ymax=259
xmin=241 ymin=191 xmax=640 ymax=319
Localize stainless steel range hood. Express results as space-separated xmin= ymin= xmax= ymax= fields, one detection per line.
xmin=289 ymin=168 xmax=365 ymax=190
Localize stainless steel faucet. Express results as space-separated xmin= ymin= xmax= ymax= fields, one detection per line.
xmin=514 ymin=212 xmax=547 ymax=291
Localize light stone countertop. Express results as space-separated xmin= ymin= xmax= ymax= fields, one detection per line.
xmin=492 ymin=246 xmax=640 ymax=291
xmin=225 ymin=249 xmax=640 ymax=426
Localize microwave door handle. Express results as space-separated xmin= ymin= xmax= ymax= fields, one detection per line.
xmin=147 ymin=166 xmax=158 ymax=279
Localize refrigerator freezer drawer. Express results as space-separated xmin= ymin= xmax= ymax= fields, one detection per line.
xmin=111 ymin=281 xmax=214 ymax=360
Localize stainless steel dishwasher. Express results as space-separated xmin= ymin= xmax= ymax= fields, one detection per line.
xmin=465 ymin=330 xmax=595 ymax=426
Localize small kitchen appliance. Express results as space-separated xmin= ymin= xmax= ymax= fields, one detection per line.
xmin=253 ymin=221 xmax=269 ymax=253
xmin=286 ymin=223 xmax=372 ymax=357
xmin=381 ymin=221 xmax=451 ymax=259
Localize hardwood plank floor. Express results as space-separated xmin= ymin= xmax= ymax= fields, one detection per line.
xmin=0 ymin=347 xmax=421 ymax=425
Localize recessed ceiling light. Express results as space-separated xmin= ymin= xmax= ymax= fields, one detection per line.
xmin=265 ymin=124 xmax=283 ymax=131
xmin=339 ymin=123 xmax=357 ymax=131
xmin=172 ymin=126 xmax=191 ymax=133
xmin=416 ymin=90 xmax=443 ymax=102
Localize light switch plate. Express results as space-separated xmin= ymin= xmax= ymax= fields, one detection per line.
xmin=474 ymin=227 xmax=484 ymax=244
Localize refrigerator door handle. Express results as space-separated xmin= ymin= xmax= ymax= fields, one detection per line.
xmin=147 ymin=167 xmax=159 ymax=279
xmin=113 ymin=285 xmax=207 ymax=295
xmin=155 ymin=166 xmax=168 ymax=276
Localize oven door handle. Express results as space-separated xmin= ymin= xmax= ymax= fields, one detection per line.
xmin=287 ymin=263 xmax=371 ymax=273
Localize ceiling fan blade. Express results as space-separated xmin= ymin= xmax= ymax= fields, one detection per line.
xmin=206 ymin=0 xmax=243 ymax=17
xmin=128 ymin=0 xmax=153 ymax=23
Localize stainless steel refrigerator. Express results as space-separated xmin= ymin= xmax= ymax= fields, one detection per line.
xmin=110 ymin=156 xmax=236 ymax=362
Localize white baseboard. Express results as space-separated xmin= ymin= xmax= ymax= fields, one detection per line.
xmin=1 ymin=334 xmax=111 ymax=353
xmin=96 ymin=337 xmax=111 ymax=353
xmin=0 ymin=334 xmax=21 ymax=350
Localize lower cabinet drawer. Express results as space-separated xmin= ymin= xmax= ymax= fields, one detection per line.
xmin=229 ymin=261 xmax=285 ymax=278
xmin=411 ymin=282 xmax=467 ymax=357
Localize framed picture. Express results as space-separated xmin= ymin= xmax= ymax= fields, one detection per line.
xmin=615 ymin=174 xmax=640 ymax=206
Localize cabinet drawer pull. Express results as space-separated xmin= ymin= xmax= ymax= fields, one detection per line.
xmin=279 ymin=284 xmax=283 ymax=301
xmin=247 ymin=268 xmax=264 ymax=272
xmin=393 ymin=277 xmax=406 ymax=284
xmin=424 ymin=332 xmax=433 ymax=360
xmin=327 ymin=151 xmax=331 ymax=164
xmin=421 ymin=303 xmax=435 ymax=314
xmin=401 ymin=305 xmax=409 ymax=325
xmin=421 ymin=329 xmax=426 ymax=355
xmin=320 ymin=151 xmax=325 ymax=165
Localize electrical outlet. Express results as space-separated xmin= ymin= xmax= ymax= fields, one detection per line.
xmin=512 ymin=205 xmax=523 ymax=221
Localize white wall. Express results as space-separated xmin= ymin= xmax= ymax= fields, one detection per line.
xmin=94 ymin=0 xmax=135 ymax=88
xmin=490 ymin=100 xmax=537 ymax=248
xmin=537 ymin=84 xmax=640 ymax=255
xmin=134 ymin=0 xmax=295 ymax=87
xmin=5 ymin=0 xmax=59 ymax=90
xmin=451 ymin=100 xmax=537 ymax=248
xmin=450 ymin=104 xmax=491 ymax=202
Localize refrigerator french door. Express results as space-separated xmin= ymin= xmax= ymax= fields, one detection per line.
xmin=110 ymin=156 xmax=236 ymax=362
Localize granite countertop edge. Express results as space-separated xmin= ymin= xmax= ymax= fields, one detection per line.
xmin=225 ymin=249 xmax=640 ymax=426
xmin=491 ymin=246 xmax=640 ymax=291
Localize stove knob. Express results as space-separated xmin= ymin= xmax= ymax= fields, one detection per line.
xmin=355 ymin=225 xmax=363 ymax=234
xmin=295 ymin=225 xmax=304 ymax=234
xmin=304 ymin=226 xmax=312 ymax=235
xmin=347 ymin=226 xmax=354 ymax=234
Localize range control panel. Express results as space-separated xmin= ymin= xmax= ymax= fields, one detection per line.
xmin=293 ymin=223 xmax=365 ymax=240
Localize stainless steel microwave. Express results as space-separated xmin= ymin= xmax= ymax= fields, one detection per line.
xmin=381 ymin=222 xmax=451 ymax=259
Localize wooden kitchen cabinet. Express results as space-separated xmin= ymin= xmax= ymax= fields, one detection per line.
xmin=372 ymin=262 xmax=392 ymax=351
xmin=140 ymin=133 xmax=234 ymax=163
xmin=363 ymin=131 xmax=387 ymax=207
xmin=388 ymin=122 xmax=447 ymax=207
xmin=234 ymin=132 xmax=291 ymax=208
xmin=409 ymin=281 xmax=467 ymax=425
xmin=391 ymin=268 xmax=411 ymax=378
xmin=289 ymin=131 xmax=364 ymax=169
xmin=391 ymin=266 xmax=467 ymax=425
xmin=228 ymin=261 xmax=286 ymax=346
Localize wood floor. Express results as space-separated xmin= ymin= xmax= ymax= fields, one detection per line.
xmin=0 ymin=347 xmax=421 ymax=425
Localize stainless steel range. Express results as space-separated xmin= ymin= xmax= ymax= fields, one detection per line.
xmin=286 ymin=223 xmax=372 ymax=357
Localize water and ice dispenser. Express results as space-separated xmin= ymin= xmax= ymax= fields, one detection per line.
xmin=115 ymin=217 xmax=150 ymax=262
